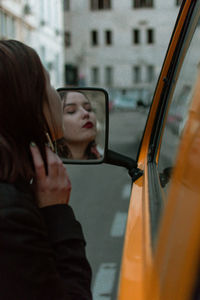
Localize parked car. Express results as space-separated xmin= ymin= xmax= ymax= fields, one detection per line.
xmin=114 ymin=95 xmax=137 ymax=110
xmin=58 ymin=0 xmax=200 ymax=299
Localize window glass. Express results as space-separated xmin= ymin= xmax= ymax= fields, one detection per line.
xmin=147 ymin=65 xmax=155 ymax=82
xmin=64 ymin=31 xmax=71 ymax=47
xmin=133 ymin=0 xmax=154 ymax=9
xmin=64 ymin=64 xmax=78 ymax=85
xmin=91 ymin=0 xmax=111 ymax=10
xmin=91 ymin=30 xmax=98 ymax=46
xmin=40 ymin=0 xmax=45 ymax=22
xmin=91 ymin=67 xmax=99 ymax=84
xmin=55 ymin=54 xmax=60 ymax=86
xmin=105 ymin=66 xmax=113 ymax=86
xmin=133 ymin=66 xmax=142 ymax=83
xmin=11 ymin=17 xmax=16 ymax=39
xmin=147 ymin=28 xmax=155 ymax=44
xmin=0 ymin=11 xmax=3 ymax=37
xmin=2 ymin=13 xmax=7 ymax=37
xmin=133 ymin=29 xmax=140 ymax=44
xmin=40 ymin=46 xmax=47 ymax=69
xmin=64 ymin=0 xmax=70 ymax=11
xmin=176 ymin=0 xmax=182 ymax=6
xmin=105 ymin=30 xmax=112 ymax=45
xmin=158 ymin=17 xmax=200 ymax=194
xmin=6 ymin=15 xmax=16 ymax=39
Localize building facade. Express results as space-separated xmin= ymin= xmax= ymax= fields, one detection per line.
xmin=30 ymin=0 xmax=64 ymax=87
xmin=0 ymin=0 xmax=65 ymax=87
xmin=0 ymin=0 xmax=35 ymax=44
xmin=63 ymin=0 xmax=182 ymax=102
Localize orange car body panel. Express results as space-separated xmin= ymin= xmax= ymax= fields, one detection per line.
xmin=117 ymin=1 xmax=200 ymax=299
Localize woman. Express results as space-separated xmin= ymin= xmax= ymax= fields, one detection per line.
xmin=58 ymin=91 xmax=101 ymax=160
xmin=0 ymin=40 xmax=92 ymax=299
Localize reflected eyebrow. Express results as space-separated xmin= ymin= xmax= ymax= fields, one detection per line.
xmin=64 ymin=103 xmax=76 ymax=107
xmin=64 ymin=101 xmax=90 ymax=108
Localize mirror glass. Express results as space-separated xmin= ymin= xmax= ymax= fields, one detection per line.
xmin=56 ymin=88 xmax=108 ymax=163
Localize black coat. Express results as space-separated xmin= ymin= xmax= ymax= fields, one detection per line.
xmin=0 ymin=182 xmax=92 ymax=300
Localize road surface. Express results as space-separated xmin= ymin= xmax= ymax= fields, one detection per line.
xmin=66 ymin=109 xmax=149 ymax=300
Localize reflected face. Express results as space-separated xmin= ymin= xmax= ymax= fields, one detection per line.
xmin=62 ymin=92 xmax=97 ymax=144
xmin=44 ymin=69 xmax=63 ymax=140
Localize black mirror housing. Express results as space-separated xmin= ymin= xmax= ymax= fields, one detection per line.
xmin=56 ymin=87 xmax=109 ymax=164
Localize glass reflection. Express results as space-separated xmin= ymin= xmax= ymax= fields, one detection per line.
xmin=158 ymin=16 xmax=200 ymax=194
xmin=57 ymin=89 xmax=106 ymax=161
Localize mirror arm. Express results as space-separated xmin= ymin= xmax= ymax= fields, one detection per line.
xmin=105 ymin=149 xmax=143 ymax=181
xmin=159 ymin=167 xmax=173 ymax=188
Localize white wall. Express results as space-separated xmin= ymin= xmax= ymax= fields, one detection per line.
xmin=0 ymin=0 xmax=65 ymax=87
xmin=30 ymin=0 xmax=64 ymax=87
xmin=64 ymin=0 xmax=181 ymax=99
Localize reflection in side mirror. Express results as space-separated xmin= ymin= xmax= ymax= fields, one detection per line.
xmin=56 ymin=87 xmax=109 ymax=164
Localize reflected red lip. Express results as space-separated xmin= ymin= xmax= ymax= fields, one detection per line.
xmin=83 ymin=122 xmax=94 ymax=129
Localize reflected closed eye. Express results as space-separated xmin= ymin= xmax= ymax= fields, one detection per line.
xmin=63 ymin=108 xmax=76 ymax=114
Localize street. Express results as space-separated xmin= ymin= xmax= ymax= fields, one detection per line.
xmin=66 ymin=109 xmax=149 ymax=300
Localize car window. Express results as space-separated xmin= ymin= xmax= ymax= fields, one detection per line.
xmin=158 ymin=18 xmax=200 ymax=195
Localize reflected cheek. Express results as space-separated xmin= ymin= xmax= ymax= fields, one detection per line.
xmin=91 ymin=114 xmax=97 ymax=126
xmin=88 ymin=112 xmax=95 ymax=122
xmin=63 ymin=118 xmax=80 ymax=136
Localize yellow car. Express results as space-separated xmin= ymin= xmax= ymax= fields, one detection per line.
xmin=58 ymin=0 xmax=200 ymax=298
xmin=118 ymin=0 xmax=200 ymax=299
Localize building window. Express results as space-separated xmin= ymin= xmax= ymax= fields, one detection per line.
xmin=7 ymin=15 xmax=16 ymax=39
xmin=147 ymin=65 xmax=155 ymax=82
xmin=40 ymin=0 xmax=45 ymax=23
xmin=133 ymin=66 xmax=142 ymax=83
xmin=40 ymin=46 xmax=46 ymax=68
xmin=91 ymin=30 xmax=98 ymax=46
xmin=147 ymin=28 xmax=154 ymax=44
xmin=91 ymin=67 xmax=99 ymax=84
xmin=64 ymin=0 xmax=70 ymax=11
xmin=65 ymin=64 xmax=78 ymax=85
xmin=0 ymin=12 xmax=7 ymax=37
xmin=176 ymin=0 xmax=182 ymax=5
xmin=11 ymin=17 xmax=16 ymax=38
xmin=105 ymin=30 xmax=112 ymax=45
xmin=64 ymin=31 xmax=71 ymax=47
xmin=91 ymin=0 xmax=111 ymax=10
xmin=105 ymin=66 xmax=113 ymax=86
xmin=133 ymin=29 xmax=140 ymax=44
xmin=133 ymin=0 xmax=153 ymax=8
xmin=0 ymin=12 xmax=2 ymax=37
xmin=55 ymin=54 xmax=60 ymax=85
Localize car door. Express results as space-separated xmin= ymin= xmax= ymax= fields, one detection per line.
xmin=117 ymin=0 xmax=200 ymax=299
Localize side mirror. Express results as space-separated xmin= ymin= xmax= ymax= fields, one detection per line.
xmin=56 ymin=87 xmax=109 ymax=164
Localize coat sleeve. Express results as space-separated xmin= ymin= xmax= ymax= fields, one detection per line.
xmin=41 ymin=204 xmax=93 ymax=300
xmin=0 ymin=187 xmax=92 ymax=300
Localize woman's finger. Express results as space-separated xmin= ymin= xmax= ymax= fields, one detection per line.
xmin=30 ymin=143 xmax=46 ymax=180
xmin=58 ymin=164 xmax=71 ymax=189
xmin=60 ymin=166 xmax=72 ymax=204
xmin=46 ymin=146 xmax=60 ymax=178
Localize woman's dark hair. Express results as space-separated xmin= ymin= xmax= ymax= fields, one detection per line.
xmin=58 ymin=90 xmax=99 ymax=159
xmin=0 ymin=40 xmax=51 ymax=184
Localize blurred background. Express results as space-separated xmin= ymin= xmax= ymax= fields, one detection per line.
xmin=0 ymin=1 xmax=182 ymax=299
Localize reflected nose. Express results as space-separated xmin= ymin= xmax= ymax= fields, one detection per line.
xmin=81 ymin=108 xmax=90 ymax=119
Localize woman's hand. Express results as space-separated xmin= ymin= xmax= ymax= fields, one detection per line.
xmin=30 ymin=144 xmax=71 ymax=208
